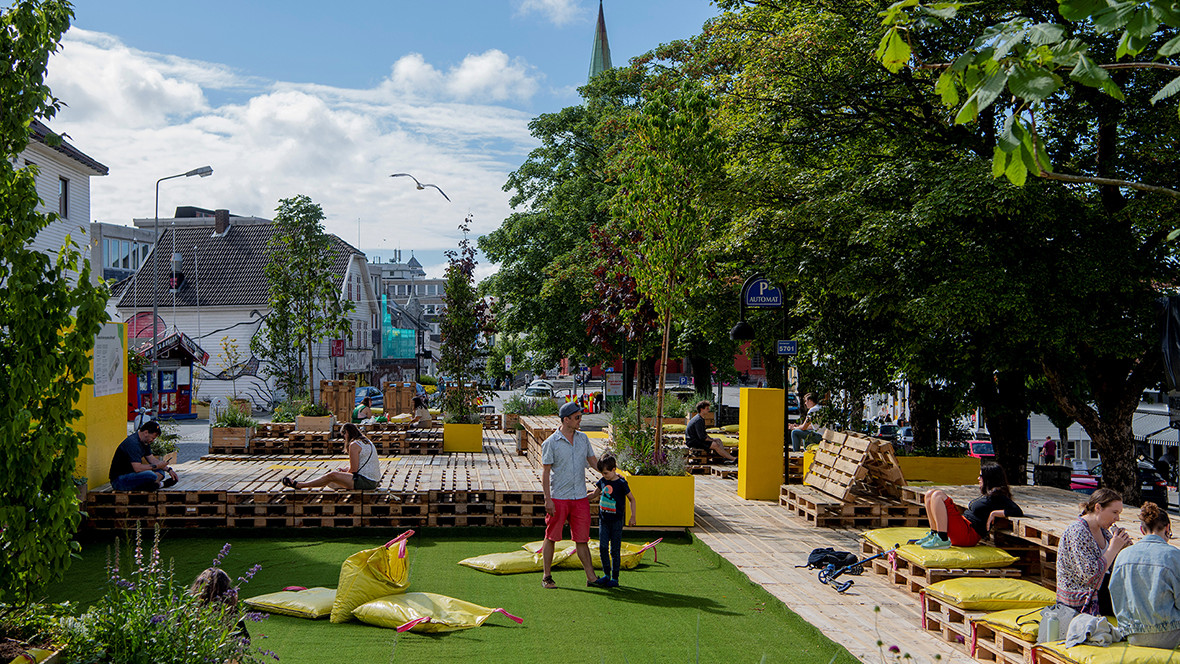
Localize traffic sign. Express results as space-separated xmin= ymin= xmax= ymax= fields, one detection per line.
xmin=678 ymin=376 xmax=689 ymax=386
xmin=744 ymin=278 xmax=783 ymax=309
xmin=505 ymin=354 xmax=513 ymax=370
xmin=776 ymin=340 xmax=797 ymax=356
xmin=330 ymin=339 xmax=345 ymax=357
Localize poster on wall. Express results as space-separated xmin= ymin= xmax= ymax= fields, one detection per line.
xmin=605 ymin=373 xmax=623 ymax=397
xmin=93 ymin=323 xmax=125 ymax=398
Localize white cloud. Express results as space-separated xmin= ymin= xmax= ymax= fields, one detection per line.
xmin=43 ymin=29 xmax=539 ymax=258
xmin=517 ymin=0 xmax=586 ymax=26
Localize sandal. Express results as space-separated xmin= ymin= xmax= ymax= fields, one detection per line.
xmin=281 ymin=476 xmax=297 ymax=489
xmin=541 ymin=576 xmax=556 ymax=589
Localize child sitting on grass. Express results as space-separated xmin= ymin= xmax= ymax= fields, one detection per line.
xmin=588 ymin=454 xmax=637 ymax=588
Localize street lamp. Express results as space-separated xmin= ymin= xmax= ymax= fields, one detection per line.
xmin=151 ymin=166 xmax=213 ymax=418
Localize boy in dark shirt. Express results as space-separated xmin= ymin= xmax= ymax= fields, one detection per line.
xmin=588 ymin=455 xmax=637 ymax=588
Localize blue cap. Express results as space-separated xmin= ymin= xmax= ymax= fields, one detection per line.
xmin=559 ymin=402 xmax=582 ymax=419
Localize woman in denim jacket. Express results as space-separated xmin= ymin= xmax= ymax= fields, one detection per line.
xmin=1110 ymin=502 xmax=1180 ymax=648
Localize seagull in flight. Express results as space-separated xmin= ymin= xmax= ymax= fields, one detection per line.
xmin=390 ymin=173 xmax=451 ymax=202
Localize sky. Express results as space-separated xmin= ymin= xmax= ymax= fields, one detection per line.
xmin=38 ymin=0 xmax=722 ymax=278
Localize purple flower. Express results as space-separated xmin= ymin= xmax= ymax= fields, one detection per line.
xmin=245 ymin=611 xmax=267 ymax=622
xmin=115 ymin=579 xmax=135 ymax=590
xmin=237 ymin=563 xmax=262 ymax=585
xmin=212 ymin=543 xmax=232 ymax=567
xmin=149 ymin=614 xmax=165 ymax=625
xmin=889 ymin=645 xmax=901 ymax=654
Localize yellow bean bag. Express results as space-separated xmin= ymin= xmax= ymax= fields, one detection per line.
xmin=388 ymin=413 xmax=412 ymax=422
xmin=458 ymin=548 xmax=573 ymax=574
xmin=974 ymin=607 xmax=1044 ymax=641
xmin=330 ymin=531 xmax=414 ymax=623
xmin=1034 ymin=641 xmax=1180 ymax=664
xmin=924 ymin=577 xmax=1055 ymax=611
xmin=862 ymin=527 xmax=1017 ymax=569
xmin=716 ymin=435 xmax=738 ymax=445
xmin=244 ymin=587 xmax=337 ymax=619
xmin=721 ymin=424 xmax=740 ymax=433
xmin=352 ymin=592 xmax=524 ymax=633
xmin=662 ymin=424 xmax=687 ymax=433
xmin=520 ymin=539 xmax=662 ymax=570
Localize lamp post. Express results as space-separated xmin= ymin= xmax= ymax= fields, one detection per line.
xmin=151 ymin=166 xmax=213 ymax=418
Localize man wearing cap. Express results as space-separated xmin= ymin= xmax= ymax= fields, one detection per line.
xmin=540 ymin=401 xmax=599 ymax=589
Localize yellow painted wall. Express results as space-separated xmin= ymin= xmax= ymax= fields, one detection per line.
xmin=75 ymin=323 xmax=129 ymax=489
xmin=620 ymin=472 xmax=694 ymax=527
xmin=897 ymin=456 xmax=981 ymax=485
xmin=738 ymin=388 xmax=785 ymax=500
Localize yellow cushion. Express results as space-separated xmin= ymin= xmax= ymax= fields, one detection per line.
xmin=662 ymin=424 xmax=687 ymax=432
xmin=721 ymin=424 xmax=740 ymax=433
xmin=521 ymin=539 xmax=660 ymax=570
xmin=924 ymin=578 xmax=1054 ymax=611
xmin=974 ymin=607 xmax=1043 ymax=640
xmin=717 ymin=435 xmax=738 ymax=445
xmin=1035 ymin=641 xmax=1180 ymax=664
xmin=330 ymin=535 xmax=413 ymax=623
xmin=244 ymin=587 xmax=337 ymax=619
xmin=458 ymin=548 xmax=572 ymax=574
xmin=862 ymin=527 xmax=1017 ymax=569
xmin=352 ymin=592 xmax=522 ymax=633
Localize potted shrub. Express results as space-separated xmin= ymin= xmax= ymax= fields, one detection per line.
xmin=608 ymin=401 xmax=694 ymax=527
xmin=150 ymin=428 xmax=180 ymax=468
xmin=437 ymin=216 xmax=487 ymax=453
xmin=294 ymin=401 xmax=334 ymax=432
xmin=210 ymin=407 xmax=255 ymax=451
xmin=502 ymin=394 xmax=526 ymax=433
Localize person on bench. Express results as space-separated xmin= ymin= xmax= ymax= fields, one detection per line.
xmin=1110 ymin=501 xmax=1180 ymax=648
xmin=916 ymin=461 xmax=1022 ymax=549
xmin=1058 ymin=488 xmax=1132 ymax=615
xmin=109 ymin=420 xmax=178 ymax=491
xmin=685 ymin=401 xmax=736 ymax=464
xmin=788 ymin=393 xmax=823 ymax=451
xmin=281 ymin=423 xmax=380 ymax=490
xmin=410 ymin=396 xmax=433 ymax=429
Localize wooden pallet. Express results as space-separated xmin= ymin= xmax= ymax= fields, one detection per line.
xmin=710 ymin=465 xmax=738 ymax=479
xmin=804 ymin=430 xmax=906 ymax=500
xmin=255 ymin=422 xmax=296 ymax=437
xmin=495 ymin=490 xmax=545 ymax=505
xmin=429 ymin=490 xmax=495 ymax=515
xmin=496 ymin=515 xmax=547 ymax=528
xmin=494 ymin=503 xmax=548 ymax=517
xmin=780 ymin=484 xmax=880 ymax=528
xmin=250 ymin=437 xmax=289 ymax=454
xmin=860 ymin=540 xmax=1021 ymax=593
xmin=786 ymin=453 xmax=805 ymax=483
xmin=293 ymin=515 xmax=364 ymax=528
xmin=481 ymin=413 xmax=502 ymax=430
xmin=401 ymin=440 xmax=442 ymax=455
xmin=85 ymin=492 xmax=157 ymax=519
xmin=971 ymin=620 xmax=1036 ymax=664
xmin=226 ymin=491 xmax=290 ymax=517
xmin=227 ymin=515 xmax=294 ymax=528
xmin=428 ymin=514 xmax=495 ymax=527
xmin=362 ymin=491 xmax=429 ymax=517
xmin=920 ymin=591 xmax=981 ymax=653
xmin=288 ymin=431 xmax=333 ymax=441
xmin=290 ymin=491 xmax=364 ymax=517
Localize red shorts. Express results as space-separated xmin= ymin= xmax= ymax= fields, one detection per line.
xmin=944 ymin=496 xmax=980 ymax=547
xmin=545 ymin=497 xmax=591 ymax=543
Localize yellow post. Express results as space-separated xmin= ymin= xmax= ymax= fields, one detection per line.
xmin=738 ymin=387 xmax=785 ymax=500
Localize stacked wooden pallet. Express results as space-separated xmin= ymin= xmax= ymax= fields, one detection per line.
xmin=920 ymin=592 xmax=978 ymax=654
xmin=971 ymin=620 xmax=1037 ymax=664
xmin=382 ymin=381 xmax=417 ymax=417
xmin=520 ymin=416 xmax=559 ymax=467
xmin=319 ymin=379 xmax=356 ymax=423
xmin=858 ymin=539 xmax=1021 ymax=593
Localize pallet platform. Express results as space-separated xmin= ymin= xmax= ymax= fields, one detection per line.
xmin=920 ymin=591 xmax=981 ymax=654
xmin=780 ymin=484 xmax=883 ymax=528
xmin=971 ymin=620 xmax=1035 ymax=664
xmin=860 ymin=539 xmax=1021 ymax=593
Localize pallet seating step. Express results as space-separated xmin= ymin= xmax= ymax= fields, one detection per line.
xmin=920 ymin=592 xmax=980 ymax=653
xmin=860 ymin=539 xmax=1022 ymax=593
xmin=363 ymin=492 xmax=429 ymax=517
xmin=428 ymin=514 xmax=494 ymax=527
xmin=971 ymin=620 xmax=1035 ymax=664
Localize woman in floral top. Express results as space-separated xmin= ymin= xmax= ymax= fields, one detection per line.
xmin=1057 ymin=488 xmax=1133 ymax=615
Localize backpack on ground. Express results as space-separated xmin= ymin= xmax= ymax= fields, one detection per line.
xmin=798 ymin=547 xmax=860 ymax=573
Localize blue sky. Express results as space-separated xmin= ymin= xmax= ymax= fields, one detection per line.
xmin=43 ymin=0 xmax=720 ymax=277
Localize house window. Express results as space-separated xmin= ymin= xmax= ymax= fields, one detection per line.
xmin=750 ymin=350 xmax=763 ymax=369
xmin=427 ymin=284 xmax=436 ymax=296
xmin=122 ymin=240 xmax=130 ymax=269
xmin=58 ymin=177 xmax=69 ymax=219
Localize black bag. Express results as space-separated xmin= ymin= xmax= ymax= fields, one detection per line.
xmin=799 ymin=547 xmax=859 ymax=571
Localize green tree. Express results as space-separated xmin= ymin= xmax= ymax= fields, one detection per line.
xmin=608 ymin=81 xmax=726 ymax=448
xmin=0 ymin=0 xmax=110 ymax=603
xmin=439 ymin=216 xmax=487 ymax=424
xmin=263 ymin=195 xmax=354 ymax=401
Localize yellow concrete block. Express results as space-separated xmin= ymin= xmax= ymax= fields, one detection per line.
xmin=738 ymin=388 xmax=785 ymax=500
xmin=443 ymin=422 xmax=484 ymax=452
xmin=75 ymin=322 xmax=130 ymax=489
xmin=620 ymin=471 xmax=694 ymax=527
xmin=897 ymin=456 xmax=980 ymax=485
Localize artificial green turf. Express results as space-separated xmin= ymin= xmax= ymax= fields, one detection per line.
xmin=46 ymin=528 xmax=857 ymax=664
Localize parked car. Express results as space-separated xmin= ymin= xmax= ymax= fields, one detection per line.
xmin=1071 ymin=460 xmax=1168 ymax=505
xmin=875 ymin=423 xmax=900 ymax=442
xmin=898 ymin=426 xmax=914 ymax=447
xmin=355 ymin=385 xmax=383 ymax=409
xmin=966 ymin=440 xmax=995 ymax=459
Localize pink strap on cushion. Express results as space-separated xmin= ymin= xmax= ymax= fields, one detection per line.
xmin=386 ymin=529 xmax=415 ymax=558
xmin=638 ymin=538 xmax=663 ymax=563
xmin=919 ymin=590 xmax=927 ymax=630
xmin=970 ymin=621 xmax=977 ymax=656
xmin=887 ymin=548 xmax=898 ymax=570
xmin=283 ymin=586 xmax=307 ymax=592
xmin=493 ymin=608 xmax=524 ymax=624
xmin=396 ymin=616 xmax=430 ymax=632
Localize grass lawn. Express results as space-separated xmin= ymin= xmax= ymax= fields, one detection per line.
xmin=47 ymin=528 xmax=858 ymax=664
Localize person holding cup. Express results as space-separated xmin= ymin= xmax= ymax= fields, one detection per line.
xmin=1057 ymin=488 xmax=1134 ymax=615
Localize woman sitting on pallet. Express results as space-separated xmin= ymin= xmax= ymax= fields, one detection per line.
xmin=281 ymin=423 xmax=380 ymax=491
xmin=1110 ymin=501 xmax=1180 ymax=648
xmin=1058 ymin=488 xmax=1133 ymax=616
xmin=916 ymin=462 xmax=1023 ymax=550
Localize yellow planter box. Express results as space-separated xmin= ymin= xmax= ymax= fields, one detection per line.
xmin=620 ymin=471 xmax=694 ymax=527
xmin=897 ymin=456 xmax=981 ymax=485
xmin=443 ymin=422 xmax=483 ymax=453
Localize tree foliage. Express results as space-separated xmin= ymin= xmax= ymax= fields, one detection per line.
xmin=439 ymin=216 xmax=488 ymax=424
xmin=261 ymin=195 xmax=353 ymax=400
xmin=0 ymin=0 xmax=110 ymax=603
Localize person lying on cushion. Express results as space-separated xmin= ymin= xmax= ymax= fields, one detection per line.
xmin=1110 ymin=501 xmax=1180 ymax=648
xmin=1058 ymin=488 xmax=1133 ymax=616
xmin=916 ymin=462 xmax=1023 ymax=549
xmin=108 ymin=420 xmax=179 ymax=491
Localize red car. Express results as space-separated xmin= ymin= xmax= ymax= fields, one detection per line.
xmin=965 ymin=440 xmax=995 ymax=459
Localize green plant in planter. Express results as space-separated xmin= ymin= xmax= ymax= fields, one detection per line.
xmin=417 ymin=375 xmax=438 ymax=386
xmin=437 ymin=216 xmax=489 ymax=425
xmin=502 ymin=394 xmax=527 ymax=415
xmin=298 ymin=402 xmax=331 ymax=417
xmin=607 ymin=419 xmax=686 ymax=477
xmin=149 ymin=436 xmax=178 ymax=458
xmin=212 ymin=408 xmax=256 ymax=429
xmin=270 ymin=399 xmax=301 ymax=423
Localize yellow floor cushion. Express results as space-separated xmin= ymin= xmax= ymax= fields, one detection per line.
xmin=716 ymin=435 xmax=738 ymax=445
xmin=924 ymin=578 xmax=1055 ymax=611
xmin=1035 ymin=641 xmax=1180 ymax=664
xmin=353 ymin=592 xmax=523 ymax=633
xmin=721 ymin=424 xmax=740 ymax=433
xmin=975 ymin=607 xmax=1044 ymax=641
xmin=862 ymin=527 xmax=1018 ymax=569
xmin=521 ymin=539 xmax=661 ymax=570
xmin=244 ymin=587 xmax=337 ymax=619
xmin=662 ymin=424 xmax=687 ymax=432
xmin=458 ymin=548 xmax=573 ymax=574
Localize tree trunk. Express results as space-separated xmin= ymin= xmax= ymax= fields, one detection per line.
xmin=975 ymin=369 xmax=1032 ymax=486
xmin=654 ymin=309 xmax=672 ymax=459
xmin=307 ymin=336 xmax=315 ymax=403
xmin=909 ymin=383 xmax=939 ymax=450
xmin=688 ymin=353 xmax=712 ymax=395
xmin=639 ymin=356 xmax=657 ymax=395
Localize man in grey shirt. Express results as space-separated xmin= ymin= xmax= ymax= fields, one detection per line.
xmin=540 ymin=401 xmax=599 ymax=589
xmin=788 ymin=393 xmax=823 ymax=451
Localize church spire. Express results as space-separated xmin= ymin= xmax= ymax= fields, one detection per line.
xmin=587 ymin=0 xmax=612 ymax=83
